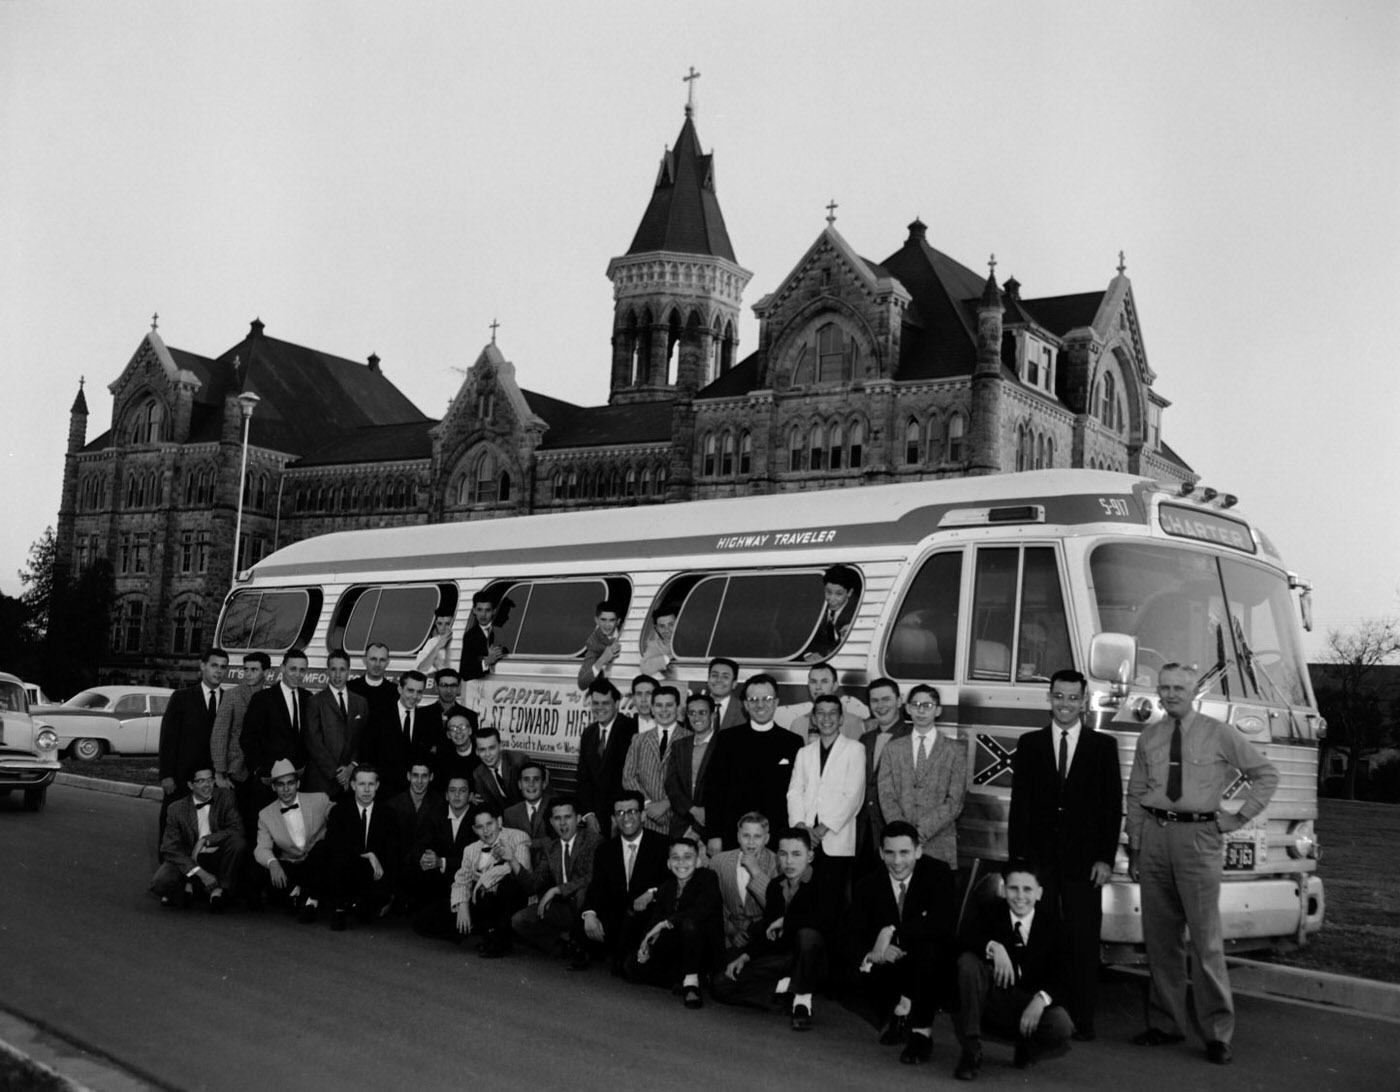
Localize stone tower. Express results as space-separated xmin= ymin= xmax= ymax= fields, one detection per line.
xmin=968 ymin=262 xmax=1005 ymax=476
xmin=605 ymin=98 xmax=752 ymax=405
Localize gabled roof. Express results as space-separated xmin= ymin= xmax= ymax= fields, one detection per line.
xmin=521 ymin=389 xmax=586 ymax=432
xmin=877 ymin=221 xmax=989 ymax=381
xmin=537 ymin=402 xmax=675 ymax=450
xmin=292 ymin=421 xmax=437 ymax=468
xmin=1020 ymin=291 xmax=1104 ymax=336
xmin=625 ymin=113 xmax=737 ymax=262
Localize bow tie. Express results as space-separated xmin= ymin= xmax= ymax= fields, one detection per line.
xmin=194 ymin=799 xmax=212 ymax=809
xmin=280 ymin=802 xmax=300 ymax=813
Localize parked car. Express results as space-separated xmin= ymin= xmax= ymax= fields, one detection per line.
xmin=31 ymin=686 xmax=175 ymax=760
xmin=0 ymin=670 xmax=61 ymax=810
xmin=21 ymin=681 xmax=55 ymax=707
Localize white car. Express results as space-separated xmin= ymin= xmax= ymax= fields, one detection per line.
xmin=21 ymin=681 xmax=55 ymax=707
xmin=32 ymin=686 xmax=175 ymax=761
xmin=0 ymin=670 xmax=61 ymax=810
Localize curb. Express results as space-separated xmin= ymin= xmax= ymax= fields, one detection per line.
xmin=1226 ymin=957 xmax=1400 ymax=1022
xmin=54 ymin=772 xmax=163 ymax=801
xmin=0 ymin=1034 xmax=92 ymax=1092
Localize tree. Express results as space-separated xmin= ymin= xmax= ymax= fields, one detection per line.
xmin=1318 ymin=617 xmax=1400 ymax=799
xmin=18 ymin=526 xmax=57 ymax=641
xmin=43 ymin=558 xmax=115 ymax=698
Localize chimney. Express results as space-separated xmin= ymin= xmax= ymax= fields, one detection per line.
xmin=367 ymin=352 xmax=381 ymax=374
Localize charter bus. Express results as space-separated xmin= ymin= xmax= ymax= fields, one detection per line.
xmin=214 ymin=469 xmax=1325 ymax=960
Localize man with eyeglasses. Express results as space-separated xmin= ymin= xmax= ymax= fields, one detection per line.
xmin=433 ymin=711 xmax=482 ymax=789
xmin=703 ymin=675 xmax=803 ymax=853
xmin=151 ymin=764 xmax=246 ymax=913
xmin=577 ymin=790 xmax=670 ymax=972
xmin=787 ymin=694 xmax=865 ymax=894
xmin=877 ymin=684 xmax=967 ymax=869
xmin=624 ymin=685 xmax=689 ymax=834
xmin=1009 ymin=668 xmax=1122 ymax=1042
xmin=664 ymin=693 xmax=718 ymax=841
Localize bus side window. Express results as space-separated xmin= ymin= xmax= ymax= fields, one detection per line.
xmin=968 ymin=546 xmax=1072 ymax=683
xmin=1017 ymin=548 xmax=1072 ymax=683
xmin=884 ymin=551 xmax=962 ymax=680
xmin=972 ymin=549 xmax=1018 ymax=680
xmin=480 ymin=577 xmax=630 ymax=658
xmin=217 ymin=588 xmax=321 ymax=652
xmin=661 ymin=570 xmax=827 ymax=662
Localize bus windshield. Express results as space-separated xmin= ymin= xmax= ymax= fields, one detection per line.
xmin=1089 ymin=541 xmax=1310 ymax=706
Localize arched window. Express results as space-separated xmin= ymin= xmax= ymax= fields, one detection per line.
xmin=720 ymin=432 xmax=735 ymax=476
xmin=808 ymin=424 xmax=826 ymax=471
xmin=738 ymin=433 xmax=752 ymax=475
xmin=499 ymin=472 xmax=512 ymax=503
xmin=789 ymin=426 xmax=806 ymax=472
xmin=849 ymin=420 xmax=865 ymax=469
xmin=702 ymin=434 xmax=717 ymax=477
xmin=1046 ymin=436 xmax=1055 ymax=468
xmin=640 ymin=467 xmax=653 ymax=497
xmin=128 ymin=398 xmax=163 ymax=444
xmin=471 ymin=450 xmax=499 ymax=504
xmin=254 ymin=473 xmax=269 ymax=510
xmin=625 ymin=467 xmax=637 ymax=497
xmin=815 ymin=323 xmax=851 ymax=384
xmin=113 ymin=599 xmax=145 ymax=654
xmin=656 ymin=465 xmax=668 ymax=493
xmin=1015 ymin=424 xmax=1030 ymax=472
xmin=947 ymin=414 xmax=965 ymax=463
xmin=551 ymin=471 xmax=564 ymax=502
xmin=567 ymin=471 xmax=579 ymax=500
xmin=1101 ymin=372 xmax=1116 ymax=424
xmin=905 ymin=418 xmax=922 ymax=465
xmin=829 ymin=422 xmax=844 ymax=470
xmin=173 ymin=600 xmax=205 ymax=654
xmin=665 ymin=310 xmax=682 ymax=386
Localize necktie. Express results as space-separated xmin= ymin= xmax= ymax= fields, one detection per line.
xmin=896 ymin=879 xmax=907 ymax=919
xmin=562 ymin=841 xmax=572 ymax=884
xmin=1013 ymin=919 xmax=1025 ymax=947
xmin=403 ymin=709 xmax=412 ymax=741
xmin=337 ymin=690 xmax=347 ymax=719
xmin=1166 ymin=718 xmax=1183 ymax=802
xmin=281 ymin=802 xmax=300 ymax=813
xmin=598 ymin=727 xmax=608 ymax=758
xmin=362 ymin=807 xmax=370 ymax=849
xmin=195 ymin=799 xmax=212 ymax=810
xmin=916 ymin=733 xmax=929 ymax=771
xmin=1058 ymin=729 xmax=1069 ymax=792
xmin=493 ymin=767 xmax=506 ymax=796
xmin=291 ymin=692 xmax=300 ymax=733
xmin=625 ymin=840 xmax=637 ymax=885
xmin=658 ymin=728 xmax=669 ymax=761
xmin=207 ymin=689 xmax=217 ymax=718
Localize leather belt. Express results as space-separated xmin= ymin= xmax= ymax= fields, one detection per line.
xmin=1144 ymin=806 xmax=1217 ymax=824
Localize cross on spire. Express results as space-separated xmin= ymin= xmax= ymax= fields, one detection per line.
xmin=489 ymin=317 xmax=500 ymax=344
xmin=1117 ymin=249 xmax=1127 ymax=274
xmin=683 ymin=67 xmax=701 ymax=115
xmin=150 ymin=311 xmax=159 ymax=331
xmin=988 ymin=253 xmax=997 ymax=276
xmin=825 ymin=199 xmax=839 ymax=225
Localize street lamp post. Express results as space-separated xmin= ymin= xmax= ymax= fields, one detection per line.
xmin=231 ymin=391 xmax=261 ymax=589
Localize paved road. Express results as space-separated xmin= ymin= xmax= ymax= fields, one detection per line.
xmin=0 ymin=786 xmax=1394 ymax=1092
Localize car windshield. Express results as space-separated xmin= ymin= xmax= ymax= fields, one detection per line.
xmin=1090 ymin=541 xmax=1311 ymax=706
xmin=0 ymin=682 xmax=26 ymax=713
xmin=64 ymin=690 xmax=111 ymax=710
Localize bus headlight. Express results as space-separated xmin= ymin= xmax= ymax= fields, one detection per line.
xmin=36 ymin=727 xmax=59 ymax=752
xmin=1287 ymin=820 xmax=1317 ymax=860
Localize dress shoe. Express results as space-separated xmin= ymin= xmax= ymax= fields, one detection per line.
xmin=790 ymin=1004 xmax=812 ymax=1032
xmin=1206 ymin=1040 xmax=1233 ymax=1065
xmin=330 ymin=908 xmax=348 ymax=932
xmin=1132 ymin=1028 xmax=1185 ymax=1047
xmin=899 ymin=1033 xmax=933 ymax=1065
xmin=208 ymin=891 xmax=225 ymax=915
xmin=159 ymin=895 xmax=178 ymax=909
xmin=297 ymin=902 xmax=319 ymax=925
xmin=682 ymin=985 xmax=704 ymax=1009
xmin=879 ymin=1013 xmax=910 ymax=1046
xmin=1013 ymin=1041 xmax=1034 ymax=1069
xmin=954 ymin=1045 xmax=982 ymax=1081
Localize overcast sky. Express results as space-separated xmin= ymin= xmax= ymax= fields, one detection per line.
xmin=2 ymin=1 xmax=1396 ymax=658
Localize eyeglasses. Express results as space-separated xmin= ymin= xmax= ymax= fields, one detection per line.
xmin=908 ymin=701 xmax=938 ymax=710
xmin=745 ymin=696 xmax=778 ymax=705
xmin=686 ymin=710 xmax=712 ymax=720
xmin=613 ymin=806 xmax=641 ymax=817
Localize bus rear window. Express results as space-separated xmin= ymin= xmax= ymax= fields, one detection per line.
xmin=218 ymin=589 xmax=321 ymax=652
xmin=670 ymin=571 xmax=826 ymax=661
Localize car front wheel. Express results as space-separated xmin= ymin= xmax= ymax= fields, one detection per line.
xmin=71 ymin=738 xmax=106 ymax=761
xmin=23 ymin=786 xmax=47 ymax=812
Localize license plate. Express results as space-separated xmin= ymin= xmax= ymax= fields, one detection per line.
xmin=1224 ymin=830 xmax=1265 ymax=871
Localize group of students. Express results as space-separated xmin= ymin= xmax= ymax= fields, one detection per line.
xmin=153 ymin=626 xmax=1278 ymax=1079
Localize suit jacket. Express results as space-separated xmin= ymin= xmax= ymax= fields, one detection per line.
xmin=387 ymin=788 xmax=445 ymax=870
xmin=713 ymin=695 xmax=747 ymax=732
xmin=623 ymin=725 xmax=690 ymax=833
xmin=303 ymin=687 xmax=369 ymax=798
xmin=702 ymin=724 xmax=803 ymax=848
xmin=576 ymin=715 xmax=638 ymax=821
xmin=787 ymin=734 xmax=866 ymax=856
xmin=459 ymin=625 xmax=504 ymax=681
xmin=471 ymin=751 xmax=527 ymax=808
xmin=644 ymin=864 xmax=723 ymax=935
xmin=433 ymin=747 xmax=482 ymax=790
xmin=210 ymin=681 xmax=262 ymax=782
xmin=663 ymin=731 xmax=716 ymax=839
xmin=862 ymin=719 xmax=911 ymax=845
xmin=412 ymin=800 xmax=478 ymax=879
xmin=346 ymin=675 xmax=400 ymax=721
xmin=523 ymin=826 xmax=604 ymax=910
xmin=158 ymin=684 xmax=219 ymax=784
xmin=503 ymin=793 xmax=556 ymax=850
xmin=707 ymin=846 xmax=778 ymax=948
xmin=582 ymin=829 xmax=670 ymax=923
xmin=877 ymin=728 xmax=967 ymax=867
xmin=847 ymin=857 xmax=957 ymax=960
xmin=240 ymin=685 xmax=309 ymax=781
xmin=804 ymin=596 xmax=858 ymax=660
xmin=254 ymin=791 xmax=333 ymax=866
xmin=410 ymin=702 xmax=458 ymax=760
xmin=324 ymin=796 xmax=403 ymax=885
xmin=1009 ymin=724 xmax=1123 ymax=881
xmin=748 ymin=864 xmax=846 ymax=958
xmin=364 ymin=702 xmax=433 ymax=795
xmin=960 ymin=900 xmax=1071 ymax=1001
xmin=159 ymin=788 xmax=242 ymax=871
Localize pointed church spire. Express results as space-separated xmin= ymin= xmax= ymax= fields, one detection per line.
xmin=70 ymin=376 xmax=89 ymax=416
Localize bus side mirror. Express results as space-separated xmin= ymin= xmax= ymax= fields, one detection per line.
xmin=1089 ymin=632 xmax=1137 ymax=685
xmin=1288 ymin=572 xmax=1314 ymax=633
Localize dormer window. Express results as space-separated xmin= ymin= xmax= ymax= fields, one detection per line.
xmin=790 ymin=321 xmax=857 ymax=387
xmin=127 ymin=397 xmax=164 ymax=444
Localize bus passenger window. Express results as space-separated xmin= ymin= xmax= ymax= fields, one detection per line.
xmin=218 ymin=588 xmax=320 ymax=652
xmin=801 ymin=564 xmax=862 ymax=662
xmin=664 ymin=571 xmax=826 ymax=662
xmin=1016 ymin=548 xmax=1072 ymax=683
xmin=480 ymin=578 xmax=629 ymax=658
xmin=971 ymin=549 xmax=1018 ymax=680
xmin=884 ymin=552 xmax=962 ymax=680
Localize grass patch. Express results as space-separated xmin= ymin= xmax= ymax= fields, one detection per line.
xmin=1263 ymin=798 xmax=1400 ymax=983
xmin=61 ymin=755 xmax=160 ymax=787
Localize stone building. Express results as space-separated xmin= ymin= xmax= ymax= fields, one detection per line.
xmin=56 ymin=98 xmax=1192 ymax=682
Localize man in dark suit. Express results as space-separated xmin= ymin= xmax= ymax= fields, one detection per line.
xmin=157 ymin=647 xmax=229 ymax=840
xmin=1009 ymin=668 xmax=1122 ymax=1040
xmin=575 ymin=680 xmax=638 ymax=832
xmin=364 ymin=670 xmax=430 ymax=798
xmin=151 ymin=764 xmax=246 ymax=912
xmin=470 ymin=725 xmax=526 ymax=808
xmin=240 ymin=649 xmax=311 ymax=811
xmin=386 ymin=760 xmax=445 ymax=892
xmin=347 ymin=642 xmax=399 ymax=721
xmin=802 ymin=564 xmax=860 ymax=662
xmin=459 ymin=591 xmax=509 ymax=681
xmin=513 ymin=795 xmax=604 ymax=965
xmin=953 ymin=862 xmax=1074 ymax=1079
xmin=858 ymin=677 xmax=911 ymax=873
xmin=416 ymin=667 xmax=475 ymax=761
xmin=664 ymin=693 xmax=717 ymax=840
xmin=578 ymin=790 xmax=670 ymax=971
xmin=322 ymin=764 xmax=403 ymax=930
xmin=846 ymin=820 xmax=958 ymax=1065
xmin=403 ymin=773 xmax=475 ymax=913
xmin=433 ymin=711 xmax=481 ymax=788
xmin=623 ymin=837 xmax=724 ymax=1008
xmin=502 ymin=760 xmax=555 ymax=851
xmin=304 ymin=648 xmax=368 ymax=799
xmin=713 ymin=826 xmax=846 ymax=1030
xmin=703 ymin=675 xmax=802 ymax=852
